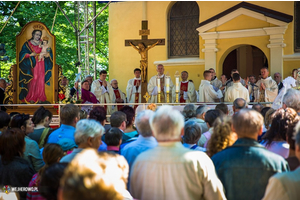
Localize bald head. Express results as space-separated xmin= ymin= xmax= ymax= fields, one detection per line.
xmin=232 ymin=109 xmax=263 ymax=139
xmin=150 ymin=105 xmax=184 ymax=141
xmin=233 ymin=98 xmax=247 ymax=113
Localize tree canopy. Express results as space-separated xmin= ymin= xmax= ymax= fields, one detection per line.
xmin=0 ymin=1 xmax=109 ymax=86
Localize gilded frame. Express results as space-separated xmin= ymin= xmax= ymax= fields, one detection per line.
xmin=16 ymin=21 xmax=57 ymax=104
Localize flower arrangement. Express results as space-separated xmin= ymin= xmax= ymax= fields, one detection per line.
xmin=147 ymin=103 xmax=157 ymax=111
xmin=58 ymin=91 xmax=65 ymax=102
xmin=53 ymin=91 xmax=83 ymax=114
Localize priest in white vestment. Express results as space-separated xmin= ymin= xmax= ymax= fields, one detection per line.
xmin=130 ymin=106 xmax=226 ymax=200
xmin=148 ymin=64 xmax=174 ymax=103
xmin=209 ymin=68 xmax=222 ymax=89
xmin=179 ymin=71 xmax=196 ymax=103
xmin=126 ymin=68 xmax=142 ymax=109
xmin=91 ymin=70 xmax=112 ymax=114
xmin=225 ymin=69 xmax=246 ymax=89
xmin=224 ymin=73 xmax=250 ymax=102
xmin=110 ymin=79 xmax=126 ymax=113
xmin=254 ymin=67 xmax=278 ymax=104
xmin=199 ymin=70 xmax=223 ymax=102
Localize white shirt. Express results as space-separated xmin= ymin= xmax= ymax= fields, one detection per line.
xmin=198 ymin=80 xmax=223 ymax=102
xmin=224 ymin=82 xmax=250 ymax=102
xmin=262 ymin=167 xmax=300 ymax=200
xmin=130 ymin=142 xmax=226 ymax=200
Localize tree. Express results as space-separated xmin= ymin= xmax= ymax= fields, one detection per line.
xmin=0 ymin=1 xmax=109 ymax=86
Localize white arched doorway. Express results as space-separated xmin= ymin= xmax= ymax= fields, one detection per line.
xmin=196 ymin=2 xmax=292 ymax=76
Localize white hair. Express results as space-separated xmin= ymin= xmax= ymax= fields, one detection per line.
xmin=149 ymin=105 xmax=184 ymax=141
xmin=135 ymin=110 xmax=154 ymax=137
xmin=110 ymin=79 xmax=117 ymax=84
xmin=74 ymin=119 xmax=105 ymax=145
xmin=283 ymin=89 xmax=300 ymax=112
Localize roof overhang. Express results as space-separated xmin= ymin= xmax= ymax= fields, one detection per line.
xmin=197 ymin=1 xmax=293 ymax=37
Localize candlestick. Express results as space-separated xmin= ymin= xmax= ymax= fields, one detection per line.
xmin=166 ymin=93 xmax=170 ymax=103
xmin=166 ymin=78 xmax=170 ymax=93
xmin=165 ymin=72 xmax=170 ymax=103
xmin=174 ymin=71 xmax=180 ymax=103
xmin=158 ymin=92 xmax=161 ymax=103
xmin=157 ymin=78 xmax=161 ymax=93
xmin=156 ymin=74 xmax=161 ymax=103
xmin=175 ymin=77 xmax=179 ymax=92
xmin=76 ymin=71 xmax=82 ymax=100
xmin=78 ymin=84 xmax=82 ymax=100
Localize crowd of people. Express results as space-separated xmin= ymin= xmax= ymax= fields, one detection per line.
xmin=1 ymin=64 xmax=300 ymax=199
xmin=0 ymin=85 xmax=300 ymax=199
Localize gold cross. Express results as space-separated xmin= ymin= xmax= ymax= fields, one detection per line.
xmin=143 ymin=92 xmax=151 ymax=102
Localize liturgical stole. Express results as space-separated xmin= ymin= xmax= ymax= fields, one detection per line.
xmin=114 ymin=89 xmax=123 ymax=111
xmin=180 ymin=82 xmax=188 ymax=103
xmin=98 ymin=80 xmax=107 ymax=111
xmin=134 ymin=79 xmax=141 ymax=110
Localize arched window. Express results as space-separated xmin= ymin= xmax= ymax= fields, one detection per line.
xmin=169 ymin=1 xmax=199 ymax=57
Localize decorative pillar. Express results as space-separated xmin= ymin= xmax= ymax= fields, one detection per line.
xmin=267 ymin=34 xmax=286 ymax=75
xmin=202 ymin=38 xmax=218 ymax=70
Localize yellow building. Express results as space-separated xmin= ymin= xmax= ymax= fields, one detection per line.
xmin=109 ymin=1 xmax=300 ymax=95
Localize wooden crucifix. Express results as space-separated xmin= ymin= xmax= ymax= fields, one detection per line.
xmin=125 ymin=20 xmax=165 ymax=103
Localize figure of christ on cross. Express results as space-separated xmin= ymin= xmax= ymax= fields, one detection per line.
xmin=125 ymin=20 xmax=165 ymax=103
xmin=129 ymin=40 xmax=161 ymax=83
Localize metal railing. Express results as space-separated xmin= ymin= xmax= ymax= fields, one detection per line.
xmin=1 ymin=101 xmax=273 ymax=125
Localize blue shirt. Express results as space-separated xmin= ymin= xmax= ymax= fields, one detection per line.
xmin=212 ymin=138 xmax=289 ymax=200
xmin=121 ymin=135 xmax=158 ymax=170
xmin=182 ymin=143 xmax=206 ymax=152
xmin=98 ymin=141 xmax=107 ymax=151
xmin=47 ymin=124 xmax=76 ymax=144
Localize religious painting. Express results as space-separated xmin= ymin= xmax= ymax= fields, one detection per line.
xmin=16 ymin=21 xmax=56 ymax=104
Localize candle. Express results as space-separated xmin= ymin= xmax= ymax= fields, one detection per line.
xmin=157 ymin=78 xmax=161 ymax=93
xmin=166 ymin=78 xmax=170 ymax=93
xmin=78 ymin=82 xmax=81 ymax=99
xmin=175 ymin=77 xmax=179 ymax=92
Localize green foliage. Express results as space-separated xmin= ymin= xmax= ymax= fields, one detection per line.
xmin=0 ymin=1 xmax=109 ymax=86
